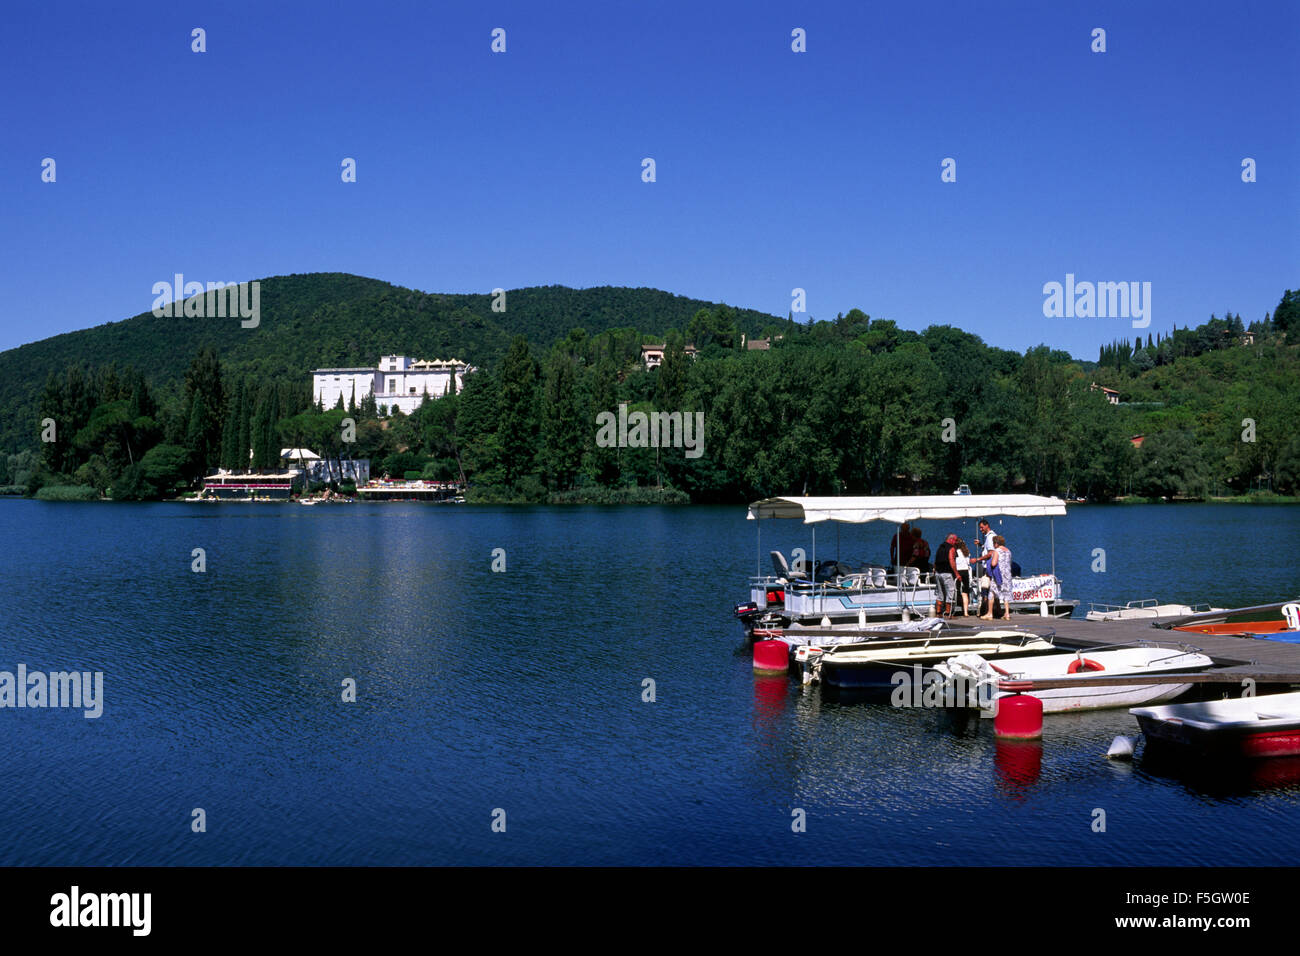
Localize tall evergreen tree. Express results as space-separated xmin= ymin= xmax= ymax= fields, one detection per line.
xmin=182 ymin=348 xmax=225 ymax=475
xmin=1274 ymin=289 xmax=1300 ymax=336
xmin=220 ymin=379 xmax=246 ymax=469
xmin=497 ymin=336 xmax=539 ymax=487
xmin=540 ymin=351 xmax=583 ymax=490
xmin=250 ymin=386 xmax=281 ymax=469
xmin=458 ymin=370 xmax=501 ymax=482
xmin=184 ymin=395 xmax=211 ymax=478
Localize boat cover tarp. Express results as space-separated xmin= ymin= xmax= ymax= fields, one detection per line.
xmin=747 ymin=494 xmax=1066 ymax=524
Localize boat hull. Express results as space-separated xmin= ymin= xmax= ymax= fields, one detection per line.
xmin=818 ymin=637 xmax=1056 ymax=689
xmin=947 ymin=646 xmax=1214 ymax=715
xmin=1135 ymin=715 xmax=1300 ymax=758
xmin=996 ymin=682 xmax=1195 ymax=715
xmin=738 ymin=600 xmax=1078 ymax=640
xmin=1160 ymin=600 xmax=1300 ymax=638
xmin=1132 ymin=692 xmax=1300 ymax=759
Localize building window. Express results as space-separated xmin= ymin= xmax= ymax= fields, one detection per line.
xmin=388 ymin=378 xmax=396 ymax=393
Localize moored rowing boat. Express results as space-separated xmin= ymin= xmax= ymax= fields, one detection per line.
xmin=1132 ymin=691 xmax=1300 ymax=758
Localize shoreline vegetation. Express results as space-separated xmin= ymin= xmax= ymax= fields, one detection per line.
xmin=5 ymin=484 xmax=1297 ymax=506
xmin=3 ymin=275 xmax=1297 ymax=506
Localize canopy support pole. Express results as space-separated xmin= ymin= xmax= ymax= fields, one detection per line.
xmin=896 ymin=523 xmax=904 ymax=612
xmin=1051 ymin=516 xmax=1056 ymax=603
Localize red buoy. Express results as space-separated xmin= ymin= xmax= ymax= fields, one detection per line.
xmin=994 ymin=693 xmax=1043 ymax=739
xmin=753 ymin=640 xmax=789 ymax=674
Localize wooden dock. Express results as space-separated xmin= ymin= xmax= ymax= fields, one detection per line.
xmin=1002 ymin=614 xmax=1300 ymax=685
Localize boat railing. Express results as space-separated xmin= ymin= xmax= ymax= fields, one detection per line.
xmin=1088 ymin=599 xmax=1218 ymax=616
xmin=1087 ymin=599 xmax=1160 ymax=615
xmin=751 ymin=568 xmax=921 ymax=594
xmin=1069 ymin=638 xmax=1208 ymax=661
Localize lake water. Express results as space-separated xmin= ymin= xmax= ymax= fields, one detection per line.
xmin=2 ymin=500 xmax=1298 ymax=866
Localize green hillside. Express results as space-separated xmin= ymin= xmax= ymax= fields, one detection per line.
xmin=4 ymin=275 xmax=1296 ymax=505
xmin=0 ymin=273 xmax=779 ymax=454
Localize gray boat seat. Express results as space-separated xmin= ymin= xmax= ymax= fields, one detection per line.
xmin=770 ymin=550 xmax=807 ymax=580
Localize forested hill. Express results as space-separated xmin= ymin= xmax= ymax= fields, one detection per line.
xmin=5 ymin=274 xmax=1298 ymax=505
xmin=0 ymin=273 xmax=779 ymax=452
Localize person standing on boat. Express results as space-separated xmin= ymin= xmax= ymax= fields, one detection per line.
xmin=953 ymin=539 xmax=972 ymax=616
xmin=890 ymin=522 xmax=911 ymax=567
xmin=974 ymin=519 xmax=996 ymax=563
xmin=983 ymin=535 xmax=1014 ymax=621
xmin=932 ymin=534 xmax=958 ymax=617
xmin=972 ymin=518 xmax=998 ymax=614
xmin=908 ymin=526 xmax=931 ymax=572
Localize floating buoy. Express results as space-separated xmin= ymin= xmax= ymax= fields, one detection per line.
xmin=1107 ymin=735 xmax=1137 ymax=760
xmin=753 ymin=640 xmax=789 ymax=674
xmin=994 ymin=693 xmax=1043 ymax=739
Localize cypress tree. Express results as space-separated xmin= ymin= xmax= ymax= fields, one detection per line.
xmin=498 ymin=336 xmax=538 ymax=488
xmin=185 ymin=395 xmax=210 ymax=476
xmin=541 ymin=352 xmax=582 ymax=490
xmin=182 ymin=348 xmax=225 ymax=474
xmin=220 ymin=379 xmax=244 ymax=469
xmin=235 ymin=384 xmax=252 ymax=471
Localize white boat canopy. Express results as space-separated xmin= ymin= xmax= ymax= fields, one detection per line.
xmin=747 ymin=494 xmax=1067 ymax=524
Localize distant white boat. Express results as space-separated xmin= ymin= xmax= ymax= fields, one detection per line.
xmin=937 ymin=644 xmax=1214 ymax=714
xmin=1086 ymin=599 xmax=1223 ymax=622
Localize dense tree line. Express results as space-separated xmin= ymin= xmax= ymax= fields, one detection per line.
xmin=0 ymin=273 xmax=777 ymax=455
xmin=7 ymin=288 xmax=1299 ymax=503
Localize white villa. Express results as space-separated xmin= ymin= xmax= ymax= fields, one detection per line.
xmin=311 ymin=355 xmax=472 ymax=415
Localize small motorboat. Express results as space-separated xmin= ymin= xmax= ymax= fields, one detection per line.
xmin=1132 ymin=691 xmax=1300 ymax=758
xmin=754 ymin=617 xmax=948 ymax=658
xmin=936 ymin=643 xmax=1214 ymax=714
xmin=1085 ymin=599 xmax=1222 ymax=622
xmin=799 ymin=629 xmax=1056 ymax=688
xmin=1156 ymin=601 xmax=1300 ymax=641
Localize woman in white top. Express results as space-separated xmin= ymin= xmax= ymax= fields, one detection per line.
xmin=954 ymin=540 xmax=972 ymax=616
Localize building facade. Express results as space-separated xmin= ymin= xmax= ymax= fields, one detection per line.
xmin=312 ymin=355 xmax=472 ymax=415
xmin=640 ymin=344 xmax=699 ymax=369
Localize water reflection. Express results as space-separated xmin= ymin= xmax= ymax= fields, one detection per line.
xmin=994 ymin=739 xmax=1043 ymax=794
xmin=1140 ymin=747 xmax=1300 ymax=796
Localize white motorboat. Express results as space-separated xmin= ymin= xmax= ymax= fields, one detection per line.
xmin=936 ymin=643 xmax=1214 ymax=714
xmin=799 ymin=629 xmax=1056 ymax=688
xmin=1131 ymin=691 xmax=1300 ymax=758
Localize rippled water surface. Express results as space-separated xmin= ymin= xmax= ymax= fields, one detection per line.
xmin=1 ymin=501 xmax=1298 ymax=865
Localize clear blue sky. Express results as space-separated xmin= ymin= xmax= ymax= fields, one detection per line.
xmin=2 ymin=0 xmax=1296 ymax=358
